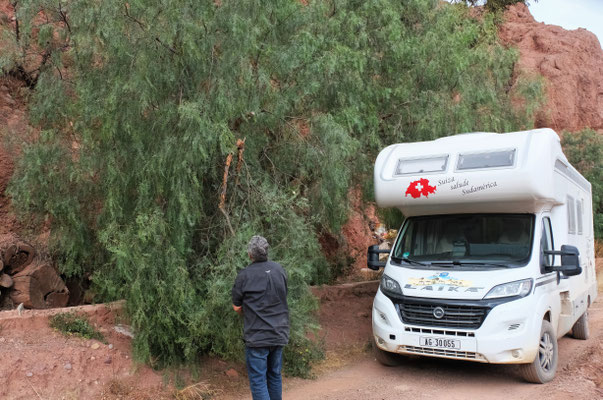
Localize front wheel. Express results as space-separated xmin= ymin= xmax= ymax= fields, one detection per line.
xmin=372 ymin=339 xmax=401 ymax=367
xmin=519 ymin=320 xmax=558 ymax=383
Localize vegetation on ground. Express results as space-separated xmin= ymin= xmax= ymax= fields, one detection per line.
xmin=4 ymin=0 xmax=543 ymax=374
xmin=49 ymin=312 xmax=105 ymax=342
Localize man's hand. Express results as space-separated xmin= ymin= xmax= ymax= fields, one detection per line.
xmin=232 ymin=304 xmax=243 ymax=316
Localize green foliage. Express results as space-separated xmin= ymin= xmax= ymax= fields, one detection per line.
xmin=484 ymin=0 xmax=531 ymax=12
xmin=49 ymin=312 xmax=105 ymax=342
xmin=562 ymin=130 xmax=603 ymax=239
xmin=283 ymin=337 xmax=325 ymax=378
xmin=453 ymin=0 xmax=536 ymax=12
xmin=9 ymin=0 xmax=543 ymax=374
xmin=378 ymin=208 xmax=405 ymax=231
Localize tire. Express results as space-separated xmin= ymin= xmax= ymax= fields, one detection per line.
xmin=519 ymin=320 xmax=558 ymax=383
xmin=372 ymin=339 xmax=401 ymax=367
xmin=572 ymin=311 xmax=589 ymax=340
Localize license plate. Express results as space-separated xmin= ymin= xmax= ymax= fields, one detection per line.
xmin=419 ymin=337 xmax=461 ymax=350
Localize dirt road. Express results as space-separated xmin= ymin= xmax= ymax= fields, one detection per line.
xmin=277 ymin=269 xmax=603 ymax=400
xmin=279 ymin=300 xmax=603 ymax=400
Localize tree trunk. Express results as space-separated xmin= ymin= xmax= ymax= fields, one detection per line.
xmin=10 ymin=262 xmax=69 ymax=309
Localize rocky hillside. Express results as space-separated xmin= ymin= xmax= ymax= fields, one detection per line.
xmin=0 ymin=1 xmax=601 ymax=285
xmin=501 ymin=4 xmax=603 ymax=133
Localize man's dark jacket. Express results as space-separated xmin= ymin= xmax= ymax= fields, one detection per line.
xmin=232 ymin=260 xmax=289 ymax=347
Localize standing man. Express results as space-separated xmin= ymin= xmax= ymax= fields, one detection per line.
xmin=232 ymin=235 xmax=289 ymax=400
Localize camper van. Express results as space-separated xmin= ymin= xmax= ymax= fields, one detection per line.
xmin=368 ymin=128 xmax=597 ymax=383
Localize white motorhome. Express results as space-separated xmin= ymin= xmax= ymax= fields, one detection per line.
xmin=368 ymin=128 xmax=597 ymax=383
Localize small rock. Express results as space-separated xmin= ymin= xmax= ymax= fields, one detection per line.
xmin=26 ymin=372 xmax=33 ymax=377
xmin=125 ymin=355 xmax=129 ymax=359
xmin=91 ymin=342 xmax=100 ymax=350
xmin=113 ymin=324 xmax=134 ymax=338
xmin=90 ymin=356 xmax=96 ymax=361
xmin=108 ymin=344 xmax=114 ymax=350
xmin=64 ymin=363 xmax=72 ymax=370
xmin=0 ymin=337 xmax=5 ymax=342
xmin=104 ymin=356 xmax=112 ymax=364
xmin=0 ymin=85 xmax=8 ymax=91
xmin=225 ymin=368 xmax=239 ymax=378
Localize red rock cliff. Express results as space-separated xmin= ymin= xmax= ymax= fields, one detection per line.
xmin=500 ymin=4 xmax=603 ymax=133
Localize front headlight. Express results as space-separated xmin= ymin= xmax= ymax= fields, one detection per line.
xmin=483 ymin=279 xmax=533 ymax=299
xmin=380 ymin=274 xmax=403 ymax=295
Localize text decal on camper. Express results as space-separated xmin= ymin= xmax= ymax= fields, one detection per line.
xmin=405 ymin=178 xmax=437 ymax=199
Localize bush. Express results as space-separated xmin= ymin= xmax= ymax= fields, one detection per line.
xmin=49 ymin=312 xmax=105 ymax=342
xmin=9 ymin=0 xmax=542 ymax=374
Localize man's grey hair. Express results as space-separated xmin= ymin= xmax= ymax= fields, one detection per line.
xmin=248 ymin=235 xmax=269 ymax=262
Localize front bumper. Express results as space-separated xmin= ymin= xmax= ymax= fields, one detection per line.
xmin=372 ymin=288 xmax=539 ymax=364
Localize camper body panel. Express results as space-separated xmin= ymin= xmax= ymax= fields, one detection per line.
xmin=374 ymin=129 xmax=564 ymax=216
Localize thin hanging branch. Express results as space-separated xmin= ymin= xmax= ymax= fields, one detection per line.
xmin=218 ymin=152 xmax=235 ymax=236
xmin=235 ymin=137 xmax=246 ymax=185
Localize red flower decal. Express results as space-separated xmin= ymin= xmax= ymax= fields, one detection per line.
xmin=405 ymin=178 xmax=437 ymax=198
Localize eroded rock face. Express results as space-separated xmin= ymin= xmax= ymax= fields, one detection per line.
xmin=500 ymin=4 xmax=603 ymax=133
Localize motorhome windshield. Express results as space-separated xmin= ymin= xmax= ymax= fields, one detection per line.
xmin=392 ymin=214 xmax=534 ymax=267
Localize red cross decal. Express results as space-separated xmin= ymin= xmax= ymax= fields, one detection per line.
xmin=405 ymin=178 xmax=437 ymax=198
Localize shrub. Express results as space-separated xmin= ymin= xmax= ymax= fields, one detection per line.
xmin=49 ymin=312 xmax=105 ymax=342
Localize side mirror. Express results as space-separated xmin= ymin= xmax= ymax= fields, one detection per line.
xmin=544 ymin=245 xmax=582 ymax=277
xmin=367 ymin=245 xmax=390 ymax=270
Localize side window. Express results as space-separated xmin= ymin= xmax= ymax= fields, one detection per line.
xmin=576 ymin=199 xmax=583 ymax=235
xmin=567 ymin=196 xmax=576 ymax=234
xmin=541 ymin=217 xmax=554 ymax=270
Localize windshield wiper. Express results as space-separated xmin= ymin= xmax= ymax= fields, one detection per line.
xmin=457 ymin=261 xmax=510 ymax=268
xmin=391 ymin=256 xmax=430 ymax=266
xmin=431 ymin=260 xmax=509 ymax=268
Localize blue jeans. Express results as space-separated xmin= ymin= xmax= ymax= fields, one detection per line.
xmin=245 ymin=346 xmax=283 ymax=400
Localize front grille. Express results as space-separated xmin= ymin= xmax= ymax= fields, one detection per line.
xmin=400 ymin=345 xmax=486 ymax=362
xmin=395 ymin=299 xmax=490 ymax=329
xmin=404 ymin=327 xmax=475 ymax=337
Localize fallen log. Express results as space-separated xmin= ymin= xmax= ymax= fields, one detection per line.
xmin=6 ymin=243 xmax=35 ymax=275
xmin=10 ymin=262 xmax=69 ymax=309
xmin=0 ymin=273 xmax=12 ymax=288
xmin=0 ymin=234 xmax=36 ymax=275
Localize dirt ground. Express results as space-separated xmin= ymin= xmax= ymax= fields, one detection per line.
xmin=0 ymin=262 xmax=601 ymax=399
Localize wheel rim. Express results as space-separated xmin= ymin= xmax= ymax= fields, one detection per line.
xmin=538 ymin=332 xmax=554 ymax=372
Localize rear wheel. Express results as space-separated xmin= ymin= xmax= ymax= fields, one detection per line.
xmin=572 ymin=311 xmax=589 ymax=340
xmin=372 ymin=339 xmax=401 ymax=367
xmin=519 ymin=320 xmax=558 ymax=383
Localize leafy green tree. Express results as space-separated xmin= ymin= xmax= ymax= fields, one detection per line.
xmin=8 ymin=0 xmax=542 ymax=372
